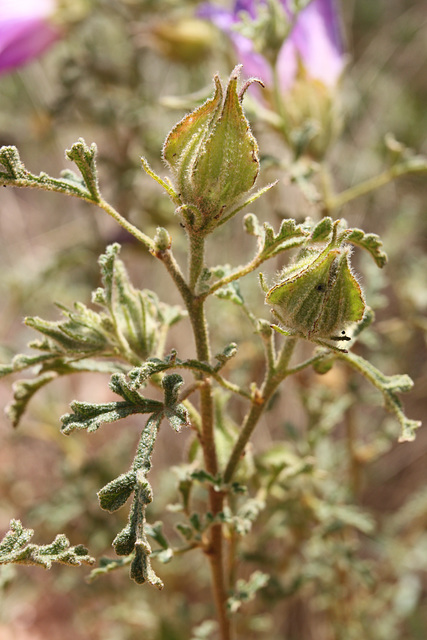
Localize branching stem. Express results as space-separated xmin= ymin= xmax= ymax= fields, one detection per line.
xmin=156 ymin=238 xmax=230 ymax=640
xmin=224 ymin=337 xmax=297 ymax=484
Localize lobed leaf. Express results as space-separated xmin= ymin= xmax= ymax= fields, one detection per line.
xmin=0 ymin=520 xmax=94 ymax=569
xmin=337 ymin=351 xmax=421 ymax=441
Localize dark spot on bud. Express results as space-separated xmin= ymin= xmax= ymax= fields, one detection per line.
xmin=315 ymin=283 xmax=326 ymax=292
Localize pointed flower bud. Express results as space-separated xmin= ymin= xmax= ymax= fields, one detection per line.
xmin=162 ymin=66 xmax=260 ymax=233
xmin=266 ymin=244 xmax=365 ymax=348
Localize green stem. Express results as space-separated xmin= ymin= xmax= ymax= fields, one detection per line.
xmin=190 ymin=299 xmax=230 ymax=640
xmin=0 ymin=169 xmax=155 ymax=252
xmin=188 ymin=232 xmax=206 ymax=292
xmin=272 ymin=63 xmax=289 ymax=143
xmin=97 ymin=197 xmax=155 ymax=251
xmin=158 ymin=240 xmax=230 ymax=640
xmin=326 ymin=161 xmax=427 ymax=212
xmin=223 ymin=337 xmax=297 ymax=483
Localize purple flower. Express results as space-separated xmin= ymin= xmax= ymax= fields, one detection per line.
xmin=0 ymin=0 xmax=61 ymax=76
xmin=198 ymin=0 xmax=345 ymax=90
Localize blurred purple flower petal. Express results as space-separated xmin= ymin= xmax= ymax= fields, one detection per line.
xmin=281 ymin=0 xmax=344 ymax=89
xmin=198 ymin=2 xmax=272 ymax=83
xmin=198 ymin=0 xmax=345 ymax=90
xmin=0 ymin=0 xmax=61 ymax=76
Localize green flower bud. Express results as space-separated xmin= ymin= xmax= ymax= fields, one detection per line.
xmin=266 ymin=245 xmax=365 ymax=349
xmin=284 ymin=77 xmax=342 ymax=160
xmin=162 ymin=66 xmax=260 ymax=233
xmin=154 ymin=226 xmax=172 ymax=252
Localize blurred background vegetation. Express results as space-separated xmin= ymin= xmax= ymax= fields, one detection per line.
xmin=0 ymin=0 xmax=426 ymax=638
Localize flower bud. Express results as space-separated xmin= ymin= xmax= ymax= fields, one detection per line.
xmin=266 ymin=246 xmax=365 ymax=346
xmin=162 ymin=66 xmax=260 ymax=233
xmin=148 ymin=18 xmax=216 ymax=64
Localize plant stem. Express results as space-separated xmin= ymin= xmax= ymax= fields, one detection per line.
xmin=224 ymin=337 xmax=297 ymax=484
xmin=97 ymin=197 xmax=155 ymax=251
xmin=189 ymin=294 xmax=230 ymax=640
xmin=188 ymin=232 xmax=206 ymax=291
xmin=158 ymin=240 xmax=230 ymax=640
xmin=325 ymin=160 xmax=427 ymax=212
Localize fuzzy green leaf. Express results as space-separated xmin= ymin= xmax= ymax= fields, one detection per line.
xmin=227 ymin=571 xmax=269 ymax=614
xmin=60 ymin=399 xmax=155 ymax=435
xmin=87 ymin=555 xmax=132 ymax=582
xmin=310 ymin=217 xmax=334 ymax=242
xmin=341 ymin=228 xmax=387 ymax=268
xmin=97 ymin=471 xmax=137 ymax=512
xmin=162 ymin=374 xmax=190 ymax=432
xmin=260 ymin=218 xmax=310 ymax=259
xmin=0 ymin=520 xmax=94 ymax=569
xmin=6 ymin=373 xmax=57 ymax=428
xmin=337 ymin=351 xmax=421 ymax=441
xmin=0 ymin=144 xmax=94 ymax=200
xmin=97 ymin=413 xmax=165 ymax=587
xmin=65 ymin=139 xmax=100 ymax=201
xmin=214 ymin=343 xmax=238 ymax=370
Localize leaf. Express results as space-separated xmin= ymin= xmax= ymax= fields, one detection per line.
xmin=25 ymin=310 xmax=110 ymax=355
xmin=6 ymin=373 xmax=57 ymax=428
xmin=341 ymin=228 xmax=388 ymax=268
xmin=0 ymin=520 xmax=94 ymax=569
xmin=259 ymin=218 xmax=309 ymax=259
xmin=162 ymin=374 xmax=190 ymax=432
xmin=337 ymin=351 xmax=421 ymax=441
xmin=227 ymin=571 xmax=269 ymax=614
xmin=65 ymin=139 xmax=100 ymax=201
xmin=97 ymin=471 xmax=137 ymax=512
xmin=96 ymin=413 xmax=165 ymax=588
xmin=87 ymin=555 xmax=132 ymax=582
xmin=0 ymin=143 xmax=94 ymax=200
xmin=214 ymin=343 xmax=238 ymax=371
xmin=310 ymin=217 xmax=334 ymax=242
xmin=60 ymin=397 xmax=160 ymax=435
xmin=214 ymin=281 xmax=245 ymax=306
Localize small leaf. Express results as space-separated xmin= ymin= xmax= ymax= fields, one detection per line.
xmin=144 ymin=521 xmax=170 ymax=551
xmin=60 ymin=399 xmax=156 ymax=435
xmin=260 ymin=218 xmax=309 ymax=259
xmin=0 ymin=520 xmax=94 ymax=569
xmin=310 ymin=217 xmax=334 ymax=242
xmin=130 ymin=544 xmax=164 ymax=589
xmin=87 ymin=555 xmax=132 ymax=582
xmin=337 ymin=351 xmax=421 ymax=441
xmin=162 ymin=374 xmax=190 ymax=431
xmin=65 ymin=139 xmax=100 ymax=201
xmin=214 ymin=343 xmax=238 ymax=370
xmin=342 ymin=228 xmax=387 ymax=268
xmin=98 ymin=471 xmax=137 ymax=512
xmin=7 ymin=373 xmax=57 ymax=428
xmin=214 ymin=281 xmax=244 ymax=306
xmin=227 ymin=571 xmax=269 ymax=614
